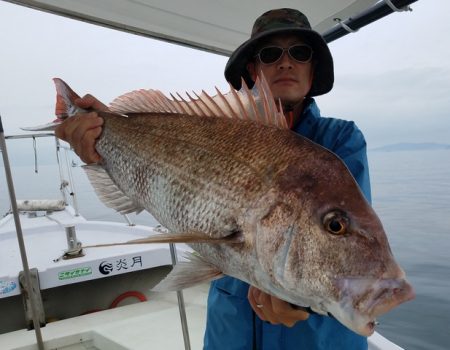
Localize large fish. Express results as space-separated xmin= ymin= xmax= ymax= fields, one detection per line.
xmin=25 ymin=77 xmax=414 ymax=336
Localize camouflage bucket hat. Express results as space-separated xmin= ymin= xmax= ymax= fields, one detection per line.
xmin=225 ymin=8 xmax=334 ymax=97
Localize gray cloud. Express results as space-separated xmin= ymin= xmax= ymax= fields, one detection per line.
xmin=0 ymin=0 xmax=449 ymax=149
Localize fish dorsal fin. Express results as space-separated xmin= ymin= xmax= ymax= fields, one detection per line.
xmin=83 ymin=164 xmax=144 ymax=215
xmin=109 ymin=89 xmax=180 ymax=114
xmin=109 ymin=74 xmax=288 ymax=129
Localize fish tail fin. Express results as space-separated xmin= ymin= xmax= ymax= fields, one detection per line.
xmin=21 ymin=78 xmax=85 ymax=131
xmin=53 ymin=78 xmax=84 ymax=118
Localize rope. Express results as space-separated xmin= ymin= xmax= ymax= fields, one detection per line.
xmin=33 ymin=136 xmax=38 ymax=173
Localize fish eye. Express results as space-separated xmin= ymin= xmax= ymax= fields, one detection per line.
xmin=323 ymin=211 xmax=349 ymax=235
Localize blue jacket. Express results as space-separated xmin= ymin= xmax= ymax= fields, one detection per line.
xmin=204 ymin=98 xmax=371 ymax=350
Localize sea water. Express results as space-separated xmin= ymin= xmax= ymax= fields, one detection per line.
xmin=369 ymin=149 xmax=450 ymax=350
xmin=1 ymin=141 xmax=449 ymax=350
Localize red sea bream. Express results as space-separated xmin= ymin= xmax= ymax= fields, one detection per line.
xmin=25 ymin=77 xmax=414 ymax=336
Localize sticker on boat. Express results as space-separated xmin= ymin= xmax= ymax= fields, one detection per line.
xmin=0 ymin=280 xmax=17 ymax=294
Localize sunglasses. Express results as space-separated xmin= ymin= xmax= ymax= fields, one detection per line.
xmin=255 ymin=44 xmax=313 ymax=65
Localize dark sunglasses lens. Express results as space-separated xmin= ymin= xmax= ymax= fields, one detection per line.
xmin=259 ymin=47 xmax=283 ymax=64
xmin=289 ymin=45 xmax=312 ymax=62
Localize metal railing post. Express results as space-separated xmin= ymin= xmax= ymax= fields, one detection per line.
xmin=0 ymin=116 xmax=45 ymax=350
xmin=169 ymin=243 xmax=191 ymax=350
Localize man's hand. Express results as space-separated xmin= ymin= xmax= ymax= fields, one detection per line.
xmin=55 ymin=94 xmax=107 ymax=164
xmin=248 ymin=286 xmax=309 ymax=327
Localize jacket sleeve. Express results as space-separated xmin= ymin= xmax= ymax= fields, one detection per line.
xmin=330 ymin=121 xmax=372 ymax=204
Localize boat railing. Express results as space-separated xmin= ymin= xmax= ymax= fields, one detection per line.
xmin=2 ymin=131 xmax=138 ymax=225
xmin=2 ymin=132 xmax=79 ymax=213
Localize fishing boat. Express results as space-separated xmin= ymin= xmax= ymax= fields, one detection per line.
xmin=0 ymin=132 xmax=205 ymax=349
xmin=0 ymin=1 xmax=419 ymax=349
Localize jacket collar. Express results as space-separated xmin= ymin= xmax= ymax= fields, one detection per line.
xmin=292 ymin=97 xmax=320 ymax=136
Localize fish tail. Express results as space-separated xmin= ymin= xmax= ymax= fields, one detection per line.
xmin=21 ymin=78 xmax=85 ymax=131
xmin=53 ymin=78 xmax=85 ymax=118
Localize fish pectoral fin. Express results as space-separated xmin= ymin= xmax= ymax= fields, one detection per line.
xmin=83 ymin=164 xmax=144 ymax=215
xmin=152 ymin=252 xmax=223 ymax=291
xmin=82 ymin=230 xmax=244 ymax=249
xmin=127 ymin=230 xmax=244 ymax=244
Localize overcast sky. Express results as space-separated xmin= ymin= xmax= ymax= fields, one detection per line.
xmin=0 ymin=0 xmax=448 ymax=148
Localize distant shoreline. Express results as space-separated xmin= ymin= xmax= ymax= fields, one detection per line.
xmin=370 ymin=142 xmax=450 ymax=152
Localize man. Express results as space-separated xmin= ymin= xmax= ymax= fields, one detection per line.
xmin=203 ymin=9 xmax=371 ymax=350
xmin=56 ymin=8 xmax=371 ymax=350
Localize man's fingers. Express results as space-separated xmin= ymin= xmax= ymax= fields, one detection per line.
xmin=73 ymin=123 xmax=103 ymax=164
xmin=271 ymin=298 xmax=309 ymax=321
xmin=249 ymin=287 xmax=280 ymax=324
xmin=53 ymin=92 xmax=106 ymax=164
xmin=69 ymin=113 xmax=102 ymax=144
xmin=55 ymin=112 xmax=103 ymax=164
xmin=56 ymin=115 xmax=82 ymax=144
xmin=257 ymin=292 xmax=281 ymax=325
xmin=248 ymin=286 xmax=267 ymax=321
xmin=271 ymin=298 xmax=309 ymax=327
xmin=80 ymin=127 xmax=103 ymax=163
xmin=54 ymin=123 xmax=66 ymax=141
xmin=248 ymin=286 xmax=309 ymax=327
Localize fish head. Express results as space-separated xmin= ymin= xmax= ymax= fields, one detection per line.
xmin=254 ymin=160 xmax=414 ymax=336
xmin=306 ymin=200 xmax=415 ymax=336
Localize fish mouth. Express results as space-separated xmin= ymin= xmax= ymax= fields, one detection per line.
xmin=329 ymin=277 xmax=415 ymax=336
xmin=364 ymin=278 xmax=415 ymax=317
xmin=325 ymin=309 xmax=378 ymax=336
xmin=360 ymin=318 xmax=378 ymax=336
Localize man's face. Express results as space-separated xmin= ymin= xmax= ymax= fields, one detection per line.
xmin=247 ymin=35 xmax=314 ymax=106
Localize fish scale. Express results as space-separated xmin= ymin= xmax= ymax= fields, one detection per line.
xmin=97 ymin=113 xmax=280 ymax=238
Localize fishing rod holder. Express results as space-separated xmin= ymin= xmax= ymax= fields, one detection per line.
xmin=63 ymin=225 xmax=84 ymax=259
xmin=19 ymin=269 xmax=46 ymax=330
xmin=384 ymin=0 xmax=412 ymax=12
xmin=333 ymin=18 xmax=358 ymax=33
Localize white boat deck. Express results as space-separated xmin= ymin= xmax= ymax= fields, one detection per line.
xmin=0 ymin=283 xmax=402 ymax=350
xmin=0 ymin=284 xmax=209 ymax=350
